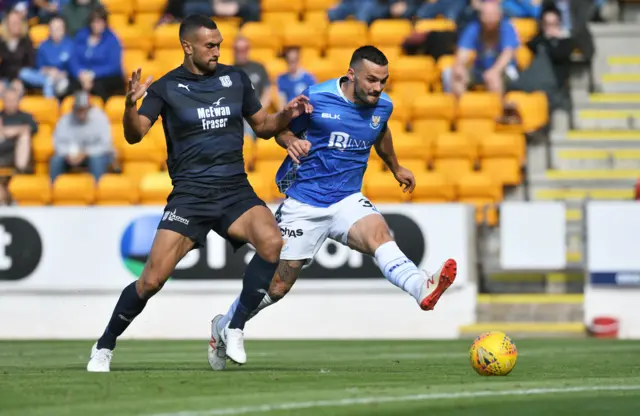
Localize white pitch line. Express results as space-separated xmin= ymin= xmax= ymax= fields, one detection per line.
xmin=150 ymin=385 xmax=640 ymax=416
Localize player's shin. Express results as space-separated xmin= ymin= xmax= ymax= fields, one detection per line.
xmin=96 ymin=281 xmax=148 ymax=350
xmin=374 ymin=241 xmax=423 ymax=301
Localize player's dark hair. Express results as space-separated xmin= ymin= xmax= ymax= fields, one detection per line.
xmin=179 ymin=14 xmax=218 ymax=40
xmin=349 ymin=46 xmax=388 ymax=67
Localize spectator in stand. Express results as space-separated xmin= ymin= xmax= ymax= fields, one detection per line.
xmin=33 ymin=0 xmax=65 ymax=23
xmin=68 ymin=6 xmax=124 ymax=102
xmin=0 ymin=87 xmax=36 ymax=204
xmin=158 ymin=0 xmax=187 ymax=25
xmin=19 ymin=15 xmax=72 ymax=98
xmin=0 ymin=9 xmax=33 ymax=96
xmin=501 ymin=0 xmax=541 ymax=18
xmin=543 ymin=0 xmax=594 ymax=61
xmin=49 ymin=90 xmax=112 ymax=182
xmin=61 ymin=0 xmax=100 ymax=37
xmin=276 ymin=47 xmax=316 ymax=112
xmin=390 ymin=0 xmax=469 ymax=20
xmin=183 ymin=0 xmax=260 ymax=22
xmin=233 ymin=35 xmax=270 ymax=140
xmin=328 ymin=0 xmax=388 ymax=25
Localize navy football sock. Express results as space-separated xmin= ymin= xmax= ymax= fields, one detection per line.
xmin=229 ymin=254 xmax=277 ymax=330
xmin=97 ymin=282 xmax=148 ymax=350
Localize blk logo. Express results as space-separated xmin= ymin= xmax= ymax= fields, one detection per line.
xmin=0 ymin=217 xmax=43 ymax=280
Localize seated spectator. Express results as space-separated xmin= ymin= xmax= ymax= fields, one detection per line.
xmin=19 ymin=15 xmax=72 ymax=98
xmin=391 ymin=0 xmax=469 ymax=21
xmin=543 ymin=0 xmax=594 ymax=61
xmin=276 ymin=47 xmax=316 ymax=111
xmin=61 ymin=0 xmax=101 ymax=38
xmin=233 ymin=36 xmax=270 ymax=140
xmin=501 ymin=0 xmax=541 ymax=18
xmin=0 ymin=9 xmax=33 ymax=96
xmin=33 ymin=0 xmax=64 ymax=24
xmin=0 ymin=87 xmax=36 ymax=204
xmin=68 ymin=6 xmax=124 ymax=102
xmin=328 ymin=0 xmax=388 ymax=25
xmin=183 ymin=0 xmax=260 ymax=22
xmin=49 ymin=90 xmax=113 ymax=182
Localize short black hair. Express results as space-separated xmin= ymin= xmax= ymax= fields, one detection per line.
xmin=349 ymin=46 xmax=388 ymax=67
xmin=179 ymin=14 xmax=218 ymax=40
xmin=541 ymin=5 xmax=562 ymax=21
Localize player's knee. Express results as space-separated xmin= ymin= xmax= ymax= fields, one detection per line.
xmin=256 ymin=233 xmax=283 ymax=264
xmin=138 ymin=262 xmax=170 ymax=298
xmin=369 ymin=225 xmax=393 ymax=249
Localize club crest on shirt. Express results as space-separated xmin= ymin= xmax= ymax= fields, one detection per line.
xmin=220 ymin=75 xmax=232 ymax=87
xmin=370 ymin=115 xmax=381 ymax=129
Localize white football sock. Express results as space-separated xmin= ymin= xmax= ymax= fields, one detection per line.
xmin=217 ymin=294 xmax=275 ymax=333
xmin=374 ymin=241 xmax=423 ymax=300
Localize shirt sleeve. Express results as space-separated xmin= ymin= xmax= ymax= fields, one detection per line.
xmin=289 ymin=87 xmax=310 ymax=137
xmin=239 ymin=70 xmax=263 ymax=118
xmin=458 ymin=23 xmax=479 ymax=50
xmin=502 ymin=20 xmax=521 ymax=49
xmin=138 ymin=83 xmax=164 ymax=124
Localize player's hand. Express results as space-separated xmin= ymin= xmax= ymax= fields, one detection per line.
xmin=286 ymin=139 xmax=311 ymax=164
xmin=283 ymin=95 xmax=313 ymax=119
xmin=125 ymin=68 xmax=153 ymax=107
xmin=393 ymin=166 xmax=416 ymax=193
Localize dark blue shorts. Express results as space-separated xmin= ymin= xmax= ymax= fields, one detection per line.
xmin=157 ymin=180 xmax=266 ymax=250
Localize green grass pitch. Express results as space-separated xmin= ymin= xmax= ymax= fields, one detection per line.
xmin=2 ymin=339 xmax=640 ymax=416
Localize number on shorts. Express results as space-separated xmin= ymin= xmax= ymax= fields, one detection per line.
xmin=274 ymin=202 xmax=284 ymax=223
xmin=359 ymin=198 xmax=378 ymax=211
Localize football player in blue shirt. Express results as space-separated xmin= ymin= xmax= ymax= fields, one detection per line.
xmin=209 ymin=46 xmax=458 ymax=368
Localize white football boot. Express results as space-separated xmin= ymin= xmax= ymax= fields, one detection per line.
xmin=222 ymin=326 xmax=247 ymax=365
xmin=207 ymin=314 xmax=227 ymax=371
xmin=419 ymin=258 xmax=458 ymax=311
xmin=87 ymin=342 xmax=113 ymax=372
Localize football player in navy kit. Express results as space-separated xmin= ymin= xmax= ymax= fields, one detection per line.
xmin=86 ymin=14 xmax=312 ymax=372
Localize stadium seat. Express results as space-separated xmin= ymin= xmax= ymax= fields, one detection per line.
xmin=114 ymin=25 xmax=154 ymax=54
xmin=414 ymin=19 xmax=456 ymax=33
xmin=480 ymin=133 xmax=525 ymax=163
xmin=61 ymin=95 xmax=103 ymax=114
xmin=305 ymin=59 xmax=342 ymax=83
xmin=19 ymin=96 xmax=59 ymax=125
xmin=262 ymin=0 xmax=303 ymax=12
xmin=29 ymin=25 xmax=49 ymax=48
xmin=504 ymin=91 xmax=549 ymax=133
xmin=122 ymin=139 xmax=165 ymax=165
xmin=122 ymin=161 xmax=161 ymax=182
xmin=363 ymin=170 xmax=411 ymax=203
xmin=299 ymin=47 xmax=322 ymax=65
xmin=122 ymin=49 xmax=149 ymax=77
xmin=135 ymin=0 xmax=166 ymax=13
xmin=369 ymin=19 xmax=413 ymax=47
xmin=392 ymin=132 xmax=430 ymax=163
xmin=412 ymin=93 xmax=456 ymax=121
xmin=282 ymin=23 xmax=326 ymax=49
xmin=327 ymin=21 xmax=368 ymax=48
xmin=393 ymin=56 xmax=436 ymax=84
xmin=139 ymin=172 xmax=172 ymax=205
xmin=398 ymin=159 xmax=429 ymax=174
xmin=455 ymin=119 xmax=496 ymax=146
xmin=412 ymin=119 xmax=450 ymax=145
xmin=303 ymin=10 xmax=329 ymax=30
xmin=96 ymin=174 xmax=139 ymax=205
xmin=264 ymin=59 xmax=288 ymax=82
xmin=262 ymin=12 xmax=300 ymax=34
xmin=240 ymin=22 xmax=281 ymax=49
xmin=368 ymin=151 xmax=385 ymax=171
xmin=411 ymin=171 xmax=455 ymax=203
xmin=8 ymin=175 xmax=51 ymax=205
xmin=52 ymin=173 xmax=96 ymax=206
xmin=246 ymin=172 xmax=272 ymax=202
xmin=243 ymin=138 xmax=255 ymax=170
xmin=255 ymin=139 xmax=287 ymax=161
xmin=254 ymin=161 xmax=284 ymax=201
xmin=133 ymin=12 xmax=160 ymax=29
xmin=325 ymin=47 xmax=356 ymax=66
xmin=480 ymin=133 xmax=525 ymax=185
xmin=215 ymin=20 xmax=240 ymax=43
xmin=31 ymin=126 xmax=54 ymax=164
xmin=154 ymin=49 xmax=185 ymax=66
xmin=105 ymin=96 xmax=126 ymax=123
xmin=456 ymin=172 xmax=501 ymax=225
xmin=481 ymin=157 xmax=521 ymax=187
xmin=516 ymin=46 xmax=533 ymax=71
xmin=432 ymin=133 xmax=476 ymax=180
xmin=250 ymin=47 xmax=278 ymax=64
xmin=154 ymin=24 xmax=182 ymax=50
xmin=378 ymin=46 xmax=402 ymax=62
xmin=304 ymin=0 xmax=336 ymax=11
xmin=457 ymin=92 xmax=502 ymax=120
xmin=512 ymin=18 xmax=537 ymax=43
xmin=385 ymin=95 xmax=411 ymax=124
xmin=102 ymin=0 xmax=133 ymax=15
xmin=391 ymin=81 xmax=429 ymax=104
xmin=109 ymin=13 xmax=130 ymax=29
xmin=387 ymin=119 xmax=405 ymax=133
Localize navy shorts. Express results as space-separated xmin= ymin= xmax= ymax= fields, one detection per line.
xmin=157 ymin=180 xmax=266 ymax=250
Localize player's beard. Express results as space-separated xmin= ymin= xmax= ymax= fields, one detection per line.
xmin=193 ymin=55 xmax=218 ymax=75
xmin=353 ymin=75 xmax=380 ymax=106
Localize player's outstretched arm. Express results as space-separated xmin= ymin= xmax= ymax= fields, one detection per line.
xmin=374 ymin=127 xmax=416 ymax=193
xmin=247 ymin=95 xmax=312 ymax=139
xmin=275 ymin=129 xmax=311 ymax=164
xmin=123 ymin=69 xmax=154 ymax=144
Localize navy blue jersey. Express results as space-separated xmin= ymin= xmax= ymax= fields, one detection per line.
xmin=276 ymin=77 xmax=393 ymax=207
xmin=138 ymin=64 xmax=262 ymax=188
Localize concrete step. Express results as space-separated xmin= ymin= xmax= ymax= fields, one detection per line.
xmin=530 ymin=186 xmax=635 ymax=201
xmin=601 ymin=73 xmax=640 ymax=93
xmin=551 ymin=150 xmax=640 ymax=170
xmin=534 ymin=169 xmax=640 ymax=181
xmin=606 ymin=56 xmax=640 ymax=73
xmin=574 ymin=109 xmax=640 ymax=129
xmin=459 ymin=322 xmax=586 ymax=339
xmin=477 ymin=294 xmax=584 ymax=323
xmin=551 ymin=130 xmax=640 ymax=145
xmin=574 ymin=93 xmax=640 ymax=110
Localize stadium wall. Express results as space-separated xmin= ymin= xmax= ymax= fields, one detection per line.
xmin=0 ymin=204 xmax=478 ymax=340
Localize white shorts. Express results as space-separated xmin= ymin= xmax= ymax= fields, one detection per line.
xmin=276 ymin=192 xmax=381 ymax=262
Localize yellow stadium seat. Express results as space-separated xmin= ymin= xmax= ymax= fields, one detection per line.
xmin=456 ymin=172 xmax=501 ymax=225
xmin=243 ymin=138 xmax=256 ymax=170
xmin=398 ymin=159 xmax=428 ymax=174
xmin=114 ymin=25 xmax=153 ymax=54
xmin=393 ymin=56 xmax=435 ymax=84
xmin=516 ymin=46 xmax=533 ymax=71
xmin=387 ymin=119 xmax=405 ymax=133
xmin=504 ymin=91 xmax=549 ymax=133
xmin=135 ymin=0 xmax=165 ymax=13
xmin=262 ymin=12 xmax=300 ymax=34
xmin=8 ymin=175 xmax=51 ymax=205
xmin=385 ymin=94 xmax=411 ymax=124
xmin=96 ymin=174 xmax=139 ymax=205
xmin=61 ymin=95 xmax=103 ymax=114
xmin=246 ymin=171 xmax=272 ymax=202
xmin=327 ymin=21 xmax=368 ymax=48
xmin=255 ymin=139 xmax=287 ymax=161
xmin=241 ymin=22 xmax=281 ymax=49
xmin=391 ymin=81 xmax=428 ymax=104
xmin=412 ymin=93 xmax=456 ymax=121
xmin=412 ymin=171 xmax=455 ymax=203
xmin=392 ymin=132 xmax=430 ymax=163
xmin=254 ymin=161 xmax=284 ymax=201
xmin=412 ymin=119 xmax=450 ymax=145
xmin=139 ymin=172 xmax=171 ymax=205
xmin=19 ymin=96 xmax=59 ymax=125
xmin=481 ymin=157 xmax=521 ymax=187
xmin=264 ymin=59 xmax=288 ymax=82
xmin=102 ymin=0 xmax=133 ymax=15
xmin=262 ymin=0 xmax=303 ymax=12
xmin=109 ymin=13 xmax=130 ymax=29
xmin=457 ymin=92 xmax=502 ymax=120
xmin=112 ymin=124 xmax=127 ymax=157
xmin=325 ymin=47 xmax=355 ymax=66
xmin=122 ymin=140 xmax=164 ymax=165
xmin=304 ymin=0 xmax=336 ymax=11
xmin=29 ymin=24 xmax=49 ymax=47
xmin=434 ymin=132 xmax=476 ymax=160
xmin=369 ymin=19 xmax=413 ymax=47
xmin=378 ymin=46 xmax=402 ymax=62
xmin=512 ymin=18 xmax=537 ymax=43
xmin=250 ymin=47 xmax=278 ymax=64
xmin=122 ymin=49 xmax=149 ymax=75
xmin=122 ymin=161 xmax=161 ymax=183
xmin=283 ymin=23 xmax=326 ymax=49
xmin=105 ymin=96 xmax=126 ymax=123
xmin=303 ymin=10 xmax=329 ymax=30
xmin=154 ymin=49 xmax=184 ymax=65
xmin=52 ymin=173 xmax=96 ymax=206
xmin=364 ymin=171 xmax=411 ymax=203
xmin=481 ymin=132 xmax=525 ymax=164
xmin=134 ymin=12 xmax=160 ymax=29
xmin=368 ymin=151 xmax=385 ymax=171
xmin=298 ymin=47 xmax=322 ymax=65
xmin=455 ymin=119 xmax=496 ymax=146
xmin=32 ymin=127 xmax=54 ymax=163
xmin=154 ymin=24 xmax=182 ymax=50
xmin=415 ymin=19 xmax=456 ymax=33
xmin=214 ymin=21 xmax=240 ymax=44
xmin=305 ymin=59 xmax=342 ymax=83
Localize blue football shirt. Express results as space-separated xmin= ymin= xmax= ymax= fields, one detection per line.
xmin=275 ymin=77 xmax=393 ymax=207
xmin=458 ymin=19 xmax=520 ymax=72
xmin=277 ymin=70 xmax=317 ymax=103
